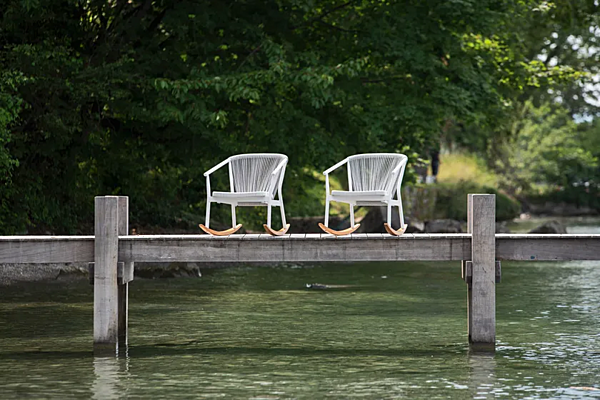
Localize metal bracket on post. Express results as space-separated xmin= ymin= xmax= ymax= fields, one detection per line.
xmin=116 ymin=196 xmax=131 ymax=350
xmin=462 ymin=261 xmax=501 ymax=286
xmin=88 ymin=262 xmax=134 ymax=285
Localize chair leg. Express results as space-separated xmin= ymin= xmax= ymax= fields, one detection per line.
xmin=205 ymin=201 xmax=211 ymax=229
xmin=267 ymin=205 xmax=272 ymax=228
xmin=279 ymin=202 xmax=287 ymax=226
xmin=398 ymin=199 xmax=405 ymax=228
xmin=350 ymin=205 xmax=355 ymax=226
xmin=387 ymin=204 xmax=392 ymax=226
xmin=324 ymin=200 xmax=330 ymax=227
xmin=231 ymin=205 xmax=236 ymax=227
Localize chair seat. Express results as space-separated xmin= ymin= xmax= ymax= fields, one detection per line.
xmin=330 ymin=190 xmax=388 ymax=200
xmin=211 ymin=191 xmax=271 ymax=204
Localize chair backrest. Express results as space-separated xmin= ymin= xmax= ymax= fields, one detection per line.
xmin=229 ymin=154 xmax=288 ymax=195
xmin=347 ymin=153 xmax=407 ymax=193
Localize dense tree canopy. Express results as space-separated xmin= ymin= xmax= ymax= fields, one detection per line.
xmin=0 ymin=0 xmax=596 ymax=233
xmin=445 ymin=0 xmax=600 ymax=196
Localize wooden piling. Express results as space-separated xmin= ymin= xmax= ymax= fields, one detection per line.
xmin=467 ymin=194 xmax=496 ymax=350
xmin=94 ymin=196 xmax=120 ymax=355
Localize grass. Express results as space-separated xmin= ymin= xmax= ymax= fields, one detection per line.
xmin=431 ymin=152 xmax=521 ymax=221
xmin=436 ymin=153 xmax=498 ymax=187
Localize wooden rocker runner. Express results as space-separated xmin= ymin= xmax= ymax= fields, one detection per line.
xmin=202 ymin=153 xmax=290 ymax=237
xmin=263 ymin=223 xmax=291 ymax=236
xmin=199 ymin=223 xmax=242 ymax=236
xmin=318 ymin=222 xmax=360 ymax=236
xmin=321 ymin=153 xmax=409 ymax=237
xmin=384 ymin=223 xmax=408 ymax=237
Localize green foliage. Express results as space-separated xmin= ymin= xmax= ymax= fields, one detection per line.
xmin=443 ymin=0 xmax=600 ymax=197
xmin=521 ymin=116 xmax=600 ymax=211
xmin=0 ymin=0 xmax=575 ymax=232
xmin=580 ymin=118 xmax=600 ymax=161
xmin=0 ymin=70 xmax=25 ymax=232
xmin=521 ymin=0 xmax=600 ymax=117
xmin=0 ymin=73 xmax=21 ymax=173
xmin=493 ymin=102 xmax=598 ymax=194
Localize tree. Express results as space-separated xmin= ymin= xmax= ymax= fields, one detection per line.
xmin=494 ymin=101 xmax=597 ymax=193
xmin=0 ymin=0 xmax=557 ymax=233
xmin=444 ymin=0 xmax=600 ymax=198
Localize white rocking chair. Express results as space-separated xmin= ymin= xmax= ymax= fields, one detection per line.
xmin=320 ymin=153 xmax=409 ymax=236
xmin=200 ymin=153 xmax=290 ymax=236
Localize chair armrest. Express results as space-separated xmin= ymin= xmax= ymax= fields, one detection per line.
xmin=204 ymin=158 xmax=230 ymax=177
xmin=392 ymin=157 xmax=408 ymax=174
xmin=323 ymin=158 xmax=348 ymax=175
xmin=205 ymin=175 xmax=212 ymax=197
xmin=271 ymin=158 xmax=288 ymax=175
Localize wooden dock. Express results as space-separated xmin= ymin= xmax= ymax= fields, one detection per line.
xmin=1 ymin=194 xmax=599 ymax=355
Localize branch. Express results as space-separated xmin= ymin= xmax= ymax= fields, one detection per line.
xmin=360 ymin=76 xmax=410 ymax=84
xmin=237 ymin=45 xmax=262 ymax=70
xmin=105 ymin=0 xmax=130 ymax=35
xmin=147 ymin=7 xmax=168 ymax=32
xmin=291 ymin=1 xmax=354 ymax=30
xmin=245 ymin=111 xmax=252 ymax=136
xmin=317 ymin=20 xmax=360 ymax=33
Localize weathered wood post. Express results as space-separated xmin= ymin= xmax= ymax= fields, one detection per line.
xmin=117 ymin=196 xmax=133 ymax=347
xmin=466 ymin=194 xmax=496 ymax=351
xmin=94 ymin=196 xmax=120 ymax=355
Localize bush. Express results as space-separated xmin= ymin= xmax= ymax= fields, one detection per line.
xmin=434 ymin=181 xmax=521 ymax=221
xmin=526 ymin=186 xmax=600 ymax=211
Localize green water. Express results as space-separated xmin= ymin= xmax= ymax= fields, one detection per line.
xmin=1 ymin=222 xmax=599 ymax=398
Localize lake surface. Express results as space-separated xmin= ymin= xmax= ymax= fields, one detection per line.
xmin=0 ymin=219 xmax=599 ymax=399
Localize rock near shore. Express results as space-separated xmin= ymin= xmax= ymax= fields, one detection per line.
xmin=527 ymin=202 xmax=598 ymax=217
xmin=424 ymin=219 xmax=463 ymax=233
xmin=528 ymin=220 xmax=567 ymax=234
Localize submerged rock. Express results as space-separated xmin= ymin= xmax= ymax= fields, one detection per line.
xmin=496 ymin=222 xmax=511 ymax=233
xmin=305 ymin=283 xmax=356 ymax=290
xmin=528 ymin=220 xmax=567 ymax=234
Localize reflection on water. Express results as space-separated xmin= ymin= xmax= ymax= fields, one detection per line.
xmin=0 ymin=219 xmax=599 ymax=398
xmin=468 ymin=352 xmax=496 ymax=399
xmin=92 ymin=357 xmax=129 ymax=400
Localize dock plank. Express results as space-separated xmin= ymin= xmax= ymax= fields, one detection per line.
xmin=1 ymin=233 xmax=599 ymax=264
xmin=0 ymin=236 xmax=94 ymax=263
xmin=118 ymin=234 xmax=472 ymax=262
xmin=496 ymin=234 xmax=600 ymax=261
